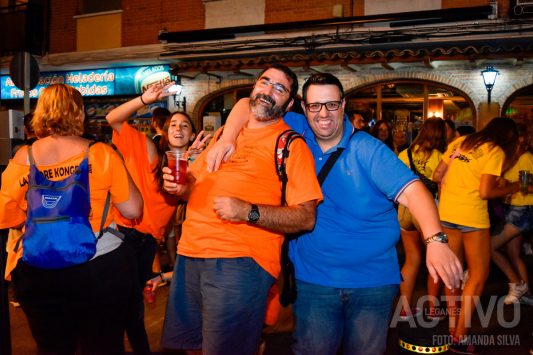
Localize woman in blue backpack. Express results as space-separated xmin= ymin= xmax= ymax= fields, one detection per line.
xmin=0 ymin=84 xmax=143 ymax=354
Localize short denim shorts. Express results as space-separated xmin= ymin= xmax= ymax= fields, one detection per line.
xmin=504 ymin=204 xmax=533 ymax=233
xmin=441 ymin=221 xmax=481 ymax=233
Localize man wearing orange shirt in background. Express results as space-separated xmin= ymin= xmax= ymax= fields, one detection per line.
xmin=160 ymin=64 xmax=323 ymax=355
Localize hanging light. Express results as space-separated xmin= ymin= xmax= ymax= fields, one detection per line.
xmin=480 ymin=65 xmax=500 ymax=103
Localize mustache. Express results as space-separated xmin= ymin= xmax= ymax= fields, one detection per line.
xmin=252 ymin=93 xmax=275 ymax=106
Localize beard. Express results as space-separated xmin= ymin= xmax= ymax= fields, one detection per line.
xmin=249 ymin=93 xmax=289 ymax=121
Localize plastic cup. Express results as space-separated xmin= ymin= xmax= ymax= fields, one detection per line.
xmin=166 ymin=151 xmax=188 ymax=184
xmin=518 ymin=170 xmax=530 ymax=194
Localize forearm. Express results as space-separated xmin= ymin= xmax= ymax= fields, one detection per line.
xmin=213 ymin=197 xmax=317 ymax=234
xmin=106 ymin=96 xmax=145 ymax=132
xmin=254 ymin=202 xmax=316 ymax=234
xmin=220 ymin=98 xmax=251 ymax=142
xmin=479 ymin=174 xmax=519 ymax=199
xmin=432 ymin=160 xmax=448 ymax=184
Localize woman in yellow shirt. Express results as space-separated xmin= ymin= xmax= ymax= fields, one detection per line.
xmin=433 ymin=117 xmax=519 ymax=353
xmin=397 ymin=118 xmax=447 ymax=319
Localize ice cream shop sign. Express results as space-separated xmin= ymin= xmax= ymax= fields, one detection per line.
xmin=0 ymin=65 xmax=171 ymax=99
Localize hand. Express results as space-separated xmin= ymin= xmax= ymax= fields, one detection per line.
xmin=213 ymin=196 xmax=250 ymax=222
xmin=206 ymin=138 xmax=236 ymax=173
xmin=140 ymin=82 xmax=176 ymax=104
xmin=162 ymin=166 xmax=188 ymax=195
xmin=148 ymin=272 xmax=172 ymax=292
xmin=426 ymin=242 xmax=463 ymax=290
xmin=188 ymin=130 xmax=212 ymax=158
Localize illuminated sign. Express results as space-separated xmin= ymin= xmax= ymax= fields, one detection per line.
xmin=0 ymin=65 xmax=170 ymax=100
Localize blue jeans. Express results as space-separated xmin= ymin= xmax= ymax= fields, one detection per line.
xmin=292 ymin=280 xmax=398 ymax=355
xmin=161 ymin=256 xmax=274 ymax=355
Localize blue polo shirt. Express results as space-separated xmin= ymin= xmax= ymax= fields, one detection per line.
xmin=284 ymin=112 xmax=418 ymax=288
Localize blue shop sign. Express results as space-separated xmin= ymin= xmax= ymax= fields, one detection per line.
xmin=0 ymin=65 xmax=171 ymax=99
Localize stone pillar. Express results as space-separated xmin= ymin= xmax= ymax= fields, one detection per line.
xmin=477 ymin=102 xmax=500 ymax=130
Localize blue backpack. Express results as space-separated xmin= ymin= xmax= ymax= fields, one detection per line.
xmin=19 ymin=142 xmax=111 ymax=269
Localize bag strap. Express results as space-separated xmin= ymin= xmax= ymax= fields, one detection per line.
xmin=407 ymin=148 xmax=418 ymax=174
xmin=97 ymin=192 xmax=112 ymax=239
xmin=275 ymin=129 xmax=304 ymax=206
xmin=316 ymin=129 xmax=359 ymax=186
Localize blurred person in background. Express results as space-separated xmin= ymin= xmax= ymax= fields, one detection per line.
xmin=490 ymin=123 xmax=533 ymax=305
xmin=372 ymin=119 xmax=395 ymax=151
xmin=433 ymin=117 xmax=519 ymax=354
xmin=396 ymin=118 xmax=448 ymax=320
xmin=348 ymin=111 xmax=368 ymax=131
xmin=444 ymin=118 xmax=459 ymax=144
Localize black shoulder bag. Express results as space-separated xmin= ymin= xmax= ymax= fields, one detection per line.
xmin=407 ymin=149 xmax=439 ymax=197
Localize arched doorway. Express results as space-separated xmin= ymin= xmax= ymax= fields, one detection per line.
xmin=345 ymin=79 xmax=476 ymax=134
xmin=194 ymin=84 xmax=253 ymax=135
xmin=503 ymin=84 xmax=533 ymax=125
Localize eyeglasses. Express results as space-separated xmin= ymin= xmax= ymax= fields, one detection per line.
xmin=305 ymin=101 xmax=342 ymax=112
xmin=256 ymin=78 xmax=289 ymax=96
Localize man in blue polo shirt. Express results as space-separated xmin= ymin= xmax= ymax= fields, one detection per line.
xmin=207 ymin=73 xmax=463 ymax=355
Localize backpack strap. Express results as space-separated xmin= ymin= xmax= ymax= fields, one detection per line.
xmin=27 ymin=145 xmax=36 ymax=166
xmin=275 ymin=129 xmax=304 ymax=206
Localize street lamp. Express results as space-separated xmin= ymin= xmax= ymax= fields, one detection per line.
xmin=480 ymin=65 xmax=499 ymax=103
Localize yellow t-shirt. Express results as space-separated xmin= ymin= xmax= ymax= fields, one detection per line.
xmin=0 ymin=143 xmax=131 ymax=279
xmin=112 ymin=123 xmax=178 ymax=240
xmin=398 ymin=145 xmax=442 ymax=180
xmin=438 ymin=136 xmax=505 ymax=228
xmin=179 ymin=119 xmax=324 ymax=277
xmin=504 ymin=151 xmax=533 ymax=206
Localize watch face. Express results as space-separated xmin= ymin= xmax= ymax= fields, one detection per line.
xmin=248 ymin=205 xmax=260 ymax=223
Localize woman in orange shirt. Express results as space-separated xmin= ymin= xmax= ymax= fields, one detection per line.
xmin=106 ymin=83 xmax=208 ymax=354
xmin=0 ymin=84 xmax=142 ymax=354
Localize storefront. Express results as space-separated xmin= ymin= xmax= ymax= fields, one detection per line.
xmin=0 ymin=64 xmax=175 ymax=142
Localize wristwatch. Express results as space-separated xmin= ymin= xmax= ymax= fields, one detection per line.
xmin=425 ymin=232 xmax=448 ymax=246
xmin=247 ymin=204 xmax=260 ymax=224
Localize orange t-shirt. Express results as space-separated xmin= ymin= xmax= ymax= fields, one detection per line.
xmin=112 ymin=123 xmax=178 ymax=240
xmin=0 ymin=143 xmax=131 ymax=279
xmin=179 ymin=119 xmax=323 ymax=277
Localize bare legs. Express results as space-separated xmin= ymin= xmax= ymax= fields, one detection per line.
xmin=443 ymin=227 xmax=490 ymax=340
xmin=399 ymin=229 xmax=423 ymax=314
xmin=491 ymin=223 xmax=528 ymax=285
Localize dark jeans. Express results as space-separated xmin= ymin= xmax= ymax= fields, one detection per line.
xmin=161 ymin=256 xmax=274 ymax=355
xmin=118 ymin=226 xmax=158 ymax=355
xmin=12 ymin=244 xmax=136 ymax=355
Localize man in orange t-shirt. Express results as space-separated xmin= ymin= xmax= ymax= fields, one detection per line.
xmin=161 ymin=64 xmax=323 ymax=355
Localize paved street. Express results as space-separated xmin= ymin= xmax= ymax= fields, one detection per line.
xmin=8 ymin=253 xmax=533 ymax=354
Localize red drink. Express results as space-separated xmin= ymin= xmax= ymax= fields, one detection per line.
xmin=166 ymin=151 xmax=188 ymax=184
xmin=143 ymin=284 xmax=155 ymax=304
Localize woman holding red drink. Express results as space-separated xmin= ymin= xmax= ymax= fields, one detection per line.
xmin=106 ymin=83 xmax=209 ymax=354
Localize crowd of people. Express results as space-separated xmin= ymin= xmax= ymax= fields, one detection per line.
xmin=0 ymin=63 xmax=531 ymax=355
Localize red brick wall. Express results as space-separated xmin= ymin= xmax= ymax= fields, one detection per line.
xmin=121 ymin=0 xmax=205 ymax=46
xmin=49 ymin=0 xmax=77 ymax=53
xmin=47 ymin=0 xmax=508 ymax=54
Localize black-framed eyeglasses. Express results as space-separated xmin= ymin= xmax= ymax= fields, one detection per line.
xmin=305 ymin=101 xmax=342 ymax=112
xmin=256 ymin=78 xmax=289 ymax=96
